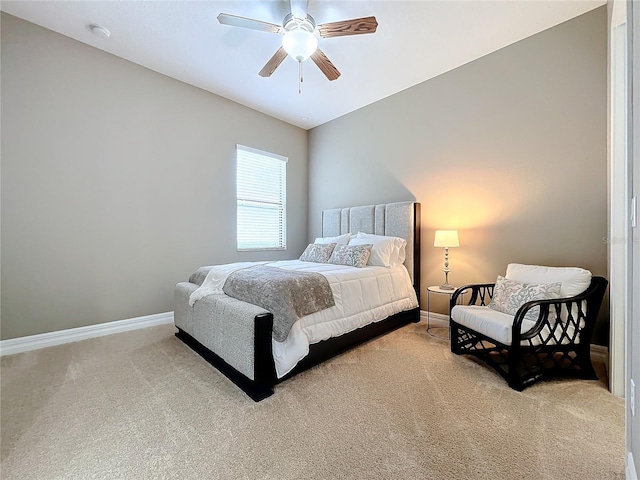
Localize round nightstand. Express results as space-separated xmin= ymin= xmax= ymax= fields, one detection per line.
xmin=426 ymin=285 xmax=460 ymax=339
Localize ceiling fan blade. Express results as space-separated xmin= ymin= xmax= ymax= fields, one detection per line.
xmin=290 ymin=0 xmax=308 ymax=19
xmin=259 ymin=47 xmax=289 ymax=77
xmin=310 ymin=48 xmax=341 ymax=81
xmin=317 ymin=16 xmax=378 ymax=38
xmin=217 ymin=13 xmax=283 ymax=34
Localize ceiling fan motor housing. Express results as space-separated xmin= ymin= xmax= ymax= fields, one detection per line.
xmin=283 ymin=13 xmax=316 ymax=33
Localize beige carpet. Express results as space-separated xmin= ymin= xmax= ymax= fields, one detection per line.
xmin=1 ymin=322 xmax=625 ymax=480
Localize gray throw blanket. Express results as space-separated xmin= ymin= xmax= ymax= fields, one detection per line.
xmin=222 ymin=266 xmax=335 ymax=342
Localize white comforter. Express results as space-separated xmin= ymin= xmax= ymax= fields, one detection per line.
xmin=264 ymin=260 xmax=418 ymax=378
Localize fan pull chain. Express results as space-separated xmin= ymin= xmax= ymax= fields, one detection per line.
xmin=298 ymin=61 xmax=303 ymax=94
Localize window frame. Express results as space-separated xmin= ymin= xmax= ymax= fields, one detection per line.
xmin=235 ymin=144 xmax=288 ymax=252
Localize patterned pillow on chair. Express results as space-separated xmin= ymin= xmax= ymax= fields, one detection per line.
xmin=489 ymin=276 xmax=561 ymax=321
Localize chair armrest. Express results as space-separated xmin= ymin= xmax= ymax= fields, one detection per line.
xmin=450 ymin=283 xmax=495 ymax=310
xmin=511 ymin=276 xmax=608 ymax=345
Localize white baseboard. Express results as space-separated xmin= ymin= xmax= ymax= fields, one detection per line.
xmin=420 ymin=310 xmax=448 ymax=327
xmin=0 ymin=311 xmax=174 ymax=356
xmin=628 ymin=452 xmax=639 ymax=480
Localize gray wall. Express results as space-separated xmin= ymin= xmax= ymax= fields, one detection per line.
xmin=0 ymin=13 xmax=308 ymax=340
xmin=308 ymin=8 xmax=609 ymax=343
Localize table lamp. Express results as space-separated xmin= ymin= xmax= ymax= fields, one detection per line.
xmin=434 ymin=230 xmax=459 ymax=290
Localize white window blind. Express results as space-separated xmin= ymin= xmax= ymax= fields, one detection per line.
xmin=236 ymin=145 xmax=287 ymax=251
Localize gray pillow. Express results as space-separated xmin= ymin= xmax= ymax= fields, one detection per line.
xmin=489 ymin=275 xmax=562 ymax=321
xmin=328 ymin=244 xmax=373 ymax=268
xmin=299 ymin=243 xmax=336 ymax=263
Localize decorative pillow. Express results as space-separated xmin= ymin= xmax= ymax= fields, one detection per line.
xmin=314 ymin=233 xmax=351 ymax=245
xmin=299 ymin=243 xmax=336 ymax=263
xmin=349 ymin=232 xmax=407 ymax=267
xmin=328 ymin=244 xmax=373 ymax=268
xmin=489 ymin=276 xmax=562 ymax=321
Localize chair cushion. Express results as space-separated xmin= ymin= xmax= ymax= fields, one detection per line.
xmin=505 ymin=264 xmax=591 ymax=298
xmin=451 ymin=305 xmax=536 ymax=346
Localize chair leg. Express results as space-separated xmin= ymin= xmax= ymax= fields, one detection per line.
xmin=578 ymin=348 xmax=598 ymax=380
xmin=450 ymin=323 xmax=462 ymax=354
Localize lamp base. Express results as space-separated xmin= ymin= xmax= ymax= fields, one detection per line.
xmin=439 ymin=284 xmax=455 ymax=291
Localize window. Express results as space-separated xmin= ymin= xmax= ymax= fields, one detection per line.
xmin=236 ymin=145 xmax=287 ymax=251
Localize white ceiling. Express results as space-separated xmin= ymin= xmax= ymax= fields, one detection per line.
xmin=1 ymin=0 xmax=605 ymax=130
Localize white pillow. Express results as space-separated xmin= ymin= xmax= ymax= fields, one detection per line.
xmin=364 ymin=232 xmax=407 ymax=266
xmin=349 ymin=232 xmax=407 ymax=267
xmin=314 ymin=233 xmax=351 ymax=245
xmin=505 ymin=263 xmax=592 ymax=298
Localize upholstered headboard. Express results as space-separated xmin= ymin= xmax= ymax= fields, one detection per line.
xmin=321 ymin=201 xmax=421 ymax=295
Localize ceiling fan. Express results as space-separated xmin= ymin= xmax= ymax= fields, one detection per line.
xmin=217 ymin=0 xmax=378 ymax=84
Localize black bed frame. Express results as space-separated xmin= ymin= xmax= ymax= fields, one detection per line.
xmin=176 ymin=202 xmax=421 ymax=401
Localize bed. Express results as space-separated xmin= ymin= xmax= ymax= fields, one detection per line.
xmin=174 ymin=201 xmax=421 ymax=401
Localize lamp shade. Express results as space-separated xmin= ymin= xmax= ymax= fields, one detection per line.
xmin=434 ymin=230 xmax=459 ymax=248
xmin=282 ymin=29 xmax=318 ymax=62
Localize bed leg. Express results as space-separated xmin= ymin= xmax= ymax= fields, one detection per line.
xmin=253 ymin=313 xmax=277 ymax=401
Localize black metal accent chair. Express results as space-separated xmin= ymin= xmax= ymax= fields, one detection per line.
xmin=449 ymin=269 xmax=608 ymax=391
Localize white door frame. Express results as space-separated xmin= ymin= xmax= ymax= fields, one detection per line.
xmin=608 ymin=0 xmax=628 ymax=397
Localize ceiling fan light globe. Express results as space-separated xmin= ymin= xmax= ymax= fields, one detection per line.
xmin=282 ymin=29 xmax=318 ymax=62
